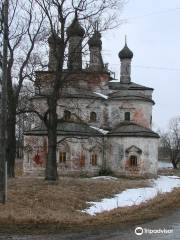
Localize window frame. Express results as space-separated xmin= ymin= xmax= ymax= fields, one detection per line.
xmin=90 ymin=111 xmax=97 ymax=122
xmin=64 ymin=110 xmax=71 ymax=121
xmin=59 ymin=151 xmax=66 ymax=163
xmin=129 ymin=155 xmax=137 ymax=167
xmin=125 ymin=112 xmax=130 ymax=121
xmin=91 ymin=153 xmax=97 ymax=166
xmin=80 ymin=153 xmax=85 ymax=168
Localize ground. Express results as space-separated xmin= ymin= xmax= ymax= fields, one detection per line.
xmin=0 ymin=160 xmax=180 ymax=234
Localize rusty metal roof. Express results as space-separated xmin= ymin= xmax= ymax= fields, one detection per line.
xmin=109 ymin=81 xmax=153 ymax=91
xmin=24 ymin=121 xmax=103 ymax=137
xmin=108 ymin=121 xmax=159 ymax=138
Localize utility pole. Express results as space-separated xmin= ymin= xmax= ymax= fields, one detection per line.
xmin=0 ymin=0 xmax=9 ymax=204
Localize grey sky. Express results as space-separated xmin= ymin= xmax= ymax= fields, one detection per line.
xmin=102 ymin=0 xmax=180 ymax=130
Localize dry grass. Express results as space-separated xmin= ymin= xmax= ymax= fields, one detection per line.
xmin=0 ymin=162 xmax=179 ymax=234
xmin=0 ymin=176 xmax=148 ymax=226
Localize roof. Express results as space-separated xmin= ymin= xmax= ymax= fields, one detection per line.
xmin=108 ymin=93 xmax=154 ymax=104
xmin=118 ymin=43 xmax=133 ymax=59
xmin=32 ymin=88 xmax=108 ymax=100
xmin=107 ymin=122 xmax=159 ymax=138
xmin=109 ymin=81 xmax=153 ymax=91
xmin=66 ymin=15 xmax=85 ymax=37
xmin=88 ymin=31 xmax=102 ymax=48
xmin=48 ymin=33 xmax=62 ymax=45
xmin=24 ymin=121 xmax=103 ymax=137
xmin=61 ymin=88 xmax=107 ymax=99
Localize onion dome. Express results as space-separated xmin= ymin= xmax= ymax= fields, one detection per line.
xmin=118 ymin=42 xmax=133 ymax=60
xmin=66 ymin=14 xmax=85 ymax=38
xmin=48 ymin=33 xmax=62 ymax=45
xmin=88 ymin=31 xmax=102 ymax=48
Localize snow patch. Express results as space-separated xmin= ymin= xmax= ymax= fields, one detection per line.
xmin=93 ymin=92 xmax=108 ymax=99
xmin=91 ymin=176 xmax=118 ymax=180
xmin=90 ymin=126 xmax=109 ymax=135
xmin=82 ymin=175 xmax=180 ymax=216
xmin=158 ymin=161 xmax=172 ymax=169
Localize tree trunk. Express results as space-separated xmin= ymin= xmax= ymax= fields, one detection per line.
xmin=172 ymin=160 xmax=177 ymax=169
xmin=0 ymin=0 xmax=9 ymax=203
xmin=6 ymin=106 xmax=16 ymax=178
xmin=171 ymin=151 xmax=178 ymax=169
xmin=45 ymin=98 xmax=58 ymax=181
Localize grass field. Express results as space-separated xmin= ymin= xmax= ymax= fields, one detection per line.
xmin=0 ymin=160 xmax=180 ymax=234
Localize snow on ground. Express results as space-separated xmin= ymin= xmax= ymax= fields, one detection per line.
xmin=93 ymin=92 xmax=108 ymax=99
xmin=82 ymin=175 xmax=180 ymax=216
xmin=90 ymin=126 xmax=109 ymax=135
xmin=91 ymin=176 xmax=118 ymax=180
xmin=158 ymin=161 xmax=172 ymax=169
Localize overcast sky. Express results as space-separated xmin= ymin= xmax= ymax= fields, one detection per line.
xmin=102 ymin=0 xmax=180 ymax=130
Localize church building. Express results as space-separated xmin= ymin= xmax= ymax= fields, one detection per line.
xmin=23 ymin=16 xmax=159 ymax=177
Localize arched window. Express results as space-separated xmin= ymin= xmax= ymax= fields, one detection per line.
xmin=59 ymin=152 xmax=66 ymax=163
xmin=90 ymin=112 xmax=97 ymax=122
xmin=125 ymin=112 xmax=130 ymax=121
xmin=129 ymin=155 xmax=137 ymax=166
xmin=91 ymin=154 xmax=97 ymax=166
xmin=80 ymin=153 xmax=85 ymax=168
xmin=64 ymin=110 xmax=71 ymax=121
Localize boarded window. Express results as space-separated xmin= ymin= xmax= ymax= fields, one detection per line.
xmin=64 ymin=110 xmax=71 ymax=121
xmin=80 ymin=153 xmax=85 ymax=167
xmin=125 ymin=112 xmax=130 ymax=121
xmin=129 ymin=155 xmax=137 ymax=166
xmin=91 ymin=154 xmax=97 ymax=166
xmin=59 ymin=152 xmax=66 ymax=163
xmin=90 ymin=112 xmax=97 ymax=122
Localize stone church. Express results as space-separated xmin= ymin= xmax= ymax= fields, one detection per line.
xmin=23 ymin=16 xmax=159 ymax=177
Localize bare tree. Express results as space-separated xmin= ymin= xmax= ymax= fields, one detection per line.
xmin=1 ymin=0 xmax=45 ymax=177
xmin=160 ymin=116 xmax=180 ymax=169
xmin=31 ymin=0 xmax=125 ymax=181
xmin=0 ymin=0 xmax=9 ymax=203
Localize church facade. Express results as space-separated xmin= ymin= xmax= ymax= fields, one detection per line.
xmin=23 ymin=16 xmax=159 ymax=177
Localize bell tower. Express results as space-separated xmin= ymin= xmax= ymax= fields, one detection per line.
xmin=48 ymin=32 xmax=62 ymax=71
xmin=118 ymin=37 xmax=133 ymax=83
xmin=66 ymin=12 xmax=85 ymax=71
xmin=88 ymin=23 xmax=104 ymax=71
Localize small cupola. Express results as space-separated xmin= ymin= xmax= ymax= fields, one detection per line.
xmin=66 ymin=12 xmax=85 ymax=38
xmin=88 ymin=31 xmax=102 ymax=49
xmin=48 ymin=32 xmax=62 ymax=71
xmin=118 ymin=41 xmax=133 ymax=60
xmin=48 ymin=33 xmax=62 ymax=45
xmin=119 ymin=37 xmax=133 ymax=83
xmin=88 ymin=23 xmax=104 ymax=71
xmin=67 ymin=12 xmax=85 ymax=71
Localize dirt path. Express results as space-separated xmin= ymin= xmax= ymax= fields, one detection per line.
xmin=0 ymin=208 xmax=180 ymax=240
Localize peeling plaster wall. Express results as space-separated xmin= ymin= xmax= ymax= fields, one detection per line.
xmin=106 ymin=137 xmax=159 ymax=177
xmin=35 ymin=72 xmax=110 ymax=95
xmin=23 ymin=135 xmax=47 ymax=174
xmin=57 ymin=98 xmax=107 ymax=129
xmin=108 ymin=99 xmax=153 ymax=129
xmin=23 ymin=135 xmax=103 ymax=176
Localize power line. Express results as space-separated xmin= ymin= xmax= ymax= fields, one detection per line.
xmin=132 ymin=65 xmax=180 ymax=72
xmin=122 ymin=7 xmax=180 ymax=22
xmin=109 ymin=63 xmax=180 ymax=72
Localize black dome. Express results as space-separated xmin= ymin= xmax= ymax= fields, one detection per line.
xmin=48 ymin=33 xmax=62 ymax=45
xmin=118 ymin=43 xmax=133 ymax=59
xmin=66 ymin=15 xmax=85 ymax=37
xmin=88 ymin=31 xmax=102 ymax=48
